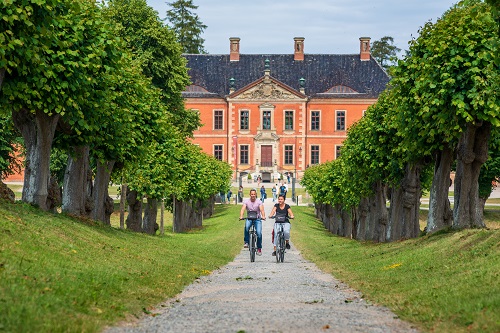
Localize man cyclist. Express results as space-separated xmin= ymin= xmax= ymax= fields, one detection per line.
xmin=239 ymin=188 xmax=266 ymax=256
xmin=269 ymin=194 xmax=294 ymax=256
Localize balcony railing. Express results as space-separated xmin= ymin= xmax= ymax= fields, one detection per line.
xmin=261 ymin=161 xmax=273 ymax=167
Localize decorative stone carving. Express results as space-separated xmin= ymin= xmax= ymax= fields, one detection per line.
xmin=236 ymin=81 xmax=299 ymax=100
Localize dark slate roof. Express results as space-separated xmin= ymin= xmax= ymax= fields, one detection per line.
xmin=182 ymin=54 xmax=389 ymax=99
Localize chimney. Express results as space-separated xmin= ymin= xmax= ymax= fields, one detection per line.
xmin=359 ymin=37 xmax=371 ymax=61
xmin=294 ymin=37 xmax=305 ymax=61
xmin=230 ymin=37 xmax=240 ymax=61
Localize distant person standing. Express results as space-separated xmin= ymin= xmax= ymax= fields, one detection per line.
xmin=279 ymin=183 xmax=287 ymax=200
xmin=227 ymin=189 xmax=232 ymax=204
xmin=260 ymin=185 xmax=266 ymax=202
xmin=272 ymin=184 xmax=277 ymax=202
xmin=238 ymin=186 xmax=243 ymax=203
xmin=287 ymin=173 xmax=291 ymax=184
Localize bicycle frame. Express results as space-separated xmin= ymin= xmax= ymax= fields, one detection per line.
xmin=275 ymin=222 xmax=286 ymax=263
xmin=248 ymin=222 xmax=257 ymax=262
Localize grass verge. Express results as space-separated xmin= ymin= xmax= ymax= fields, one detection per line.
xmin=0 ymin=202 xmax=243 ymax=332
xmin=291 ymin=206 xmax=500 ymax=333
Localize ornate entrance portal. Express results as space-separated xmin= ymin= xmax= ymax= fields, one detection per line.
xmin=261 ymin=145 xmax=272 ymax=167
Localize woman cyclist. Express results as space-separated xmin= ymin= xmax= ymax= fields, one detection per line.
xmin=269 ymin=194 xmax=294 ymax=256
xmin=239 ymin=188 xmax=266 ymax=255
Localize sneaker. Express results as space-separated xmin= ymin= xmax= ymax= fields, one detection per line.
xmin=257 ymin=249 xmax=262 ymax=256
xmin=272 ymin=251 xmax=276 ymax=256
xmin=244 ymin=243 xmax=249 ymax=248
xmin=286 ymin=242 xmax=291 ymax=250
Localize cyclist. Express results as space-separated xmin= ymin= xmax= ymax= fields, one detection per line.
xmin=239 ymin=188 xmax=266 ymax=256
xmin=269 ymin=194 xmax=294 ymax=256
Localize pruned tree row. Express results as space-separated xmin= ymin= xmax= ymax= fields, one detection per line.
xmin=0 ymin=0 xmax=231 ymax=233
xmin=302 ymin=1 xmax=500 ymax=242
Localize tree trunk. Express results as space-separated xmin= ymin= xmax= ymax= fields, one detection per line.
xmin=46 ymin=174 xmax=62 ymax=213
xmin=426 ymin=147 xmax=454 ymax=233
xmin=142 ymin=197 xmax=158 ymax=234
xmin=372 ymin=181 xmax=388 ymax=242
xmin=126 ymin=189 xmax=142 ymax=232
xmin=91 ymin=160 xmax=115 ymax=224
xmin=62 ymin=146 xmax=90 ymax=216
xmin=454 ymin=121 xmax=491 ymax=229
xmin=354 ymin=198 xmax=369 ymax=241
xmin=120 ymin=183 xmax=127 ymax=230
xmin=323 ymin=203 xmax=335 ymax=233
xmin=172 ymin=195 xmax=186 ymax=233
xmin=359 ymin=181 xmax=388 ymax=242
xmin=160 ymin=199 xmax=165 ymax=235
xmin=387 ymin=163 xmax=422 ymax=241
xmin=340 ymin=206 xmax=352 ymax=238
xmin=354 ymin=181 xmax=388 ymax=242
xmin=12 ymin=109 xmax=60 ymax=210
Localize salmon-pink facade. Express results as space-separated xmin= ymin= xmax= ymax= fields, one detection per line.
xmin=183 ymin=37 xmax=388 ymax=182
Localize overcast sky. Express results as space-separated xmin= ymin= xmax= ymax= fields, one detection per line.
xmin=147 ymin=0 xmax=458 ymax=55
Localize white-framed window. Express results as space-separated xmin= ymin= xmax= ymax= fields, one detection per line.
xmin=214 ymin=145 xmax=223 ymax=161
xmin=284 ymin=145 xmax=294 ymax=165
xmin=336 ymin=110 xmax=346 ymax=131
xmin=284 ymin=110 xmax=294 ymax=130
xmin=240 ymin=110 xmax=249 ymax=130
xmin=240 ymin=145 xmax=249 ymax=164
xmin=335 ymin=145 xmax=342 ymax=159
xmin=213 ymin=110 xmax=223 ymax=130
xmin=311 ymin=145 xmax=320 ymax=165
xmin=311 ymin=110 xmax=320 ymax=130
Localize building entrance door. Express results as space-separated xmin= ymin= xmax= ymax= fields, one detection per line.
xmin=261 ymin=145 xmax=273 ymax=167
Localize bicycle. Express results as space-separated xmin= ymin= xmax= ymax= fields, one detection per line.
xmin=240 ymin=211 xmax=260 ymax=262
xmin=270 ymin=214 xmax=290 ymax=263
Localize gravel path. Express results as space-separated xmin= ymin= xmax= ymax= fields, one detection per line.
xmin=105 ymin=199 xmax=419 ymax=333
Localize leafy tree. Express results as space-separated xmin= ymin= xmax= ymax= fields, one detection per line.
xmin=166 ymin=0 xmax=207 ymax=54
xmin=371 ymin=36 xmax=401 ymax=70
xmin=0 ymin=0 xmax=127 ymax=210
xmin=105 ymin=0 xmax=200 ymax=136
xmin=391 ymin=0 xmax=500 ymax=231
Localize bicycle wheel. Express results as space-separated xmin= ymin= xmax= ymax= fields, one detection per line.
xmin=249 ymin=230 xmax=256 ymax=262
xmin=275 ymin=230 xmax=280 ymax=263
xmin=279 ymin=231 xmax=285 ymax=263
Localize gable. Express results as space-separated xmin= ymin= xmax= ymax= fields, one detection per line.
xmin=231 ymin=76 xmax=305 ymax=101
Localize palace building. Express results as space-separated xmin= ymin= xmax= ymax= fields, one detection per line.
xmin=182 ymin=37 xmax=389 ymax=182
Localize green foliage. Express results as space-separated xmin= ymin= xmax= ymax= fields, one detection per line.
xmin=391 ymin=0 xmax=500 ymax=159
xmin=0 ymin=0 xmax=122 ymax=124
xmin=0 ymin=114 xmax=22 ymax=179
xmin=127 ymin=132 xmax=233 ymax=204
xmin=478 ymin=130 xmax=500 ymax=198
xmin=0 ymin=201 xmax=242 ymax=332
xmin=104 ymin=0 xmax=200 ymax=136
xmin=166 ymin=0 xmax=207 ymax=54
xmin=370 ymin=36 xmax=401 ymax=70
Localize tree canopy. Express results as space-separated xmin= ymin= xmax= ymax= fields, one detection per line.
xmin=166 ymin=0 xmax=207 ymax=54
xmin=371 ymin=36 xmax=401 ymax=71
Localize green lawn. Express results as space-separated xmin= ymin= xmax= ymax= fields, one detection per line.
xmin=0 ymin=202 xmax=243 ymax=332
xmin=1 ymin=197 xmax=499 ymax=332
xmin=291 ymin=206 xmax=500 ymax=333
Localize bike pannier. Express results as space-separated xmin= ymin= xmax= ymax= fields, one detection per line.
xmin=247 ymin=211 xmax=258 ymax=219
xmin=275 ymin=215 xmax=287 ymax=223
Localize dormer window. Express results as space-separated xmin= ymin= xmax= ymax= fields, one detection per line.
xmin=184 ymin=85 xmax=209 ymax=93
xmin=324 ymin=85 xmax=358 ymax=94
